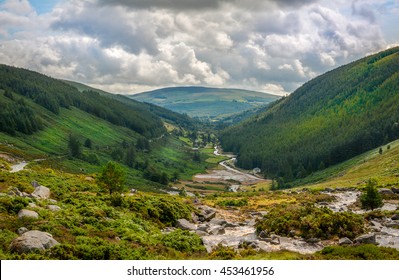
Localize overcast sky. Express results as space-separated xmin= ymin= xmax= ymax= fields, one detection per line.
xmin=0 ymin=0 xmax=398 ymax=95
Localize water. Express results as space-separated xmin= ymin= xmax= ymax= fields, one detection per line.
xmin=10 ymin=161 xmax=28 ymax=173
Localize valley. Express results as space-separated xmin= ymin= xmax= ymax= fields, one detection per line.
xmin=1 ymin=47 xmax=399 ymax=260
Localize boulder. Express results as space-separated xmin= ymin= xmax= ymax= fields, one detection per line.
xmin=31 ymin=181 xmax=39 ymax=188
xmin=378 ymin=188 xmax=394 ymax=195
xmin=176 ymin=219 xmax=197 ymax=231
xmin=195 ymin=230 xmax=209 ymax=237
xmin=391 ymin=214 xmax=399 ymax=221
xmin=324 ymin=188 xmax=334 ymax=193
xmin=31 ymin=185 xmax=50 ymax=199
xmin=209 ymin=218 xmax=227 ymax=226
xmin=47 ymin=205 xmax=61 ymax=212
xmin=207 ymin=226 xmax=225 ymax=235
xmin=391 ymin=187 xmax=399 ymax=194
xmin=258 ymin=230 xmax=269 ymax=239
xmin=224 ymin=222 xmax=239 ymax=228
xmin=354 ymin=233 xmax=377 ymax=245
xmin=339 ymin=237 xmax=353 ymax=245
xmin=18 ymin=209 xmax=39 ymax=219
xmin=17 ymin=227 xmax=29 ymax=235
xmin=197 ymin=205 xmax=216 ymax=222
xmin=10 ymin=230 xmax=59 ymax=253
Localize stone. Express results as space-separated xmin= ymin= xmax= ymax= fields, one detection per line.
xmin=18 ymin=209 xmax=39 ymax=219
xmin=224 ymin=222 xmax=239 ymax=228
xmin=391 ymin=214 xmax=399 ymax=220
xmin=306 ymin=238 xmax=321 ymax=244
xmin=197 ymin=205 xmax=216 ymax=222
xmin=197 ymin=224 xmax=209 ymax=232
xmin=238 ymin=240 xmax=257 ymax=249
xmin=378 ymin=188 xmax=394 ymax=195
xmin=209 ymin=218 xmax=227 ymax=226
xmin=354 ymin=233 xmax=377 ymax=245
xmin=47 ymin=205 xmax=61 ymax=212
xmin=339 ymin=237 xmax=353 ymax=245
xmin=391 ymin=187 xmax=399 ymax=194
xmin=258 ymin=230 xmax=269 ymax=238
xmin=207 ymin=226 xmax=225 ymax=235
xmin=195 ymin=230 xmax=209 ymax=237
xmin=31 ymin=181 xmax=39 ymax=188
xmin=10 ymin=230 xmax=59 ymax=253
xmin=48 ymin=199 xmax=58 ymax=204
xmin=191 ymin=213 xmax=199 ymax=223
xmin=17 ymin=227 xmax=29 ymax=235
xmin=176 ymin=219 xmax=197 ymax=231
xmin=31 ymin=185 xmax=50 ymax=199
xmin=324 ymin=188 xmax=334 ymax=193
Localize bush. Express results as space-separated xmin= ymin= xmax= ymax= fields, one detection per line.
xmin=360 ymin=179 xmax=383 ymax=210
xmin=162 ymin=229 xmax=205 ymax=253
xmin=256 ymin=203 xmax=364 ymax=239
xmin=317 ymin=244 xmax=399 ymax=260
xmin=217 ymin=198 xmax=248 ymax=207
xmin=0 ymin=196 xmax=30 ymax=214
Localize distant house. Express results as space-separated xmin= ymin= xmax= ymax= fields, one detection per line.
xmin=253 ymin=167 xmax=261 ymax=174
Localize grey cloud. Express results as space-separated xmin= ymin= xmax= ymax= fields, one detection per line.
xmin=351 ymin=0 xmax=376 ymax=23
xmin=97 ymin=0 xmax=319 ymax=10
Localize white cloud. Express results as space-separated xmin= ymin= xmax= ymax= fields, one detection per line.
xmin=0 ymin=0 xmax=396 ymax=95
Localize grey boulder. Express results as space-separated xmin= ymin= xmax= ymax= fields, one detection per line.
xmin=18 ymin=209 xmax=39 ymax=219
xmin=10 ymin=230 xmax=59 ymax=253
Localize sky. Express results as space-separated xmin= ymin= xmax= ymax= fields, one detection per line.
xmin=0 ymin=0 xmax=398 ymax=95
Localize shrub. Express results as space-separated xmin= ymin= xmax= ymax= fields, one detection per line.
xmin=360 ymin=179 xmax=383 ymax=210
xmin=256 ymin=203 xmax=364 ymax=239
xmin=162 ymin=229 xmax=205 ymax=253
xmin=317 ymin=244 xmax=399 ymax=260
xmin=97 ymin=161 xmax=126 ymax=195
xmin=217 ymin=198 xmax=248 ymax=207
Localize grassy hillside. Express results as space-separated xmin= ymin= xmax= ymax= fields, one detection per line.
xmin=130 ymin=86 xmax=279 ymax=121
xmin=221 ymin=47 xmax=399 ymax=184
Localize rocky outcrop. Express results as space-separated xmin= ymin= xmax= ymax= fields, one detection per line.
xmin=10 ymin=230 xmax=59 ymax=253
xmin=354 ymin=233 xmax=377 ymax=245
xmin=378 ymin=188 xmax=394 ymax=195
xmin=31 ymin=185 xmax=50 ymax=199
xmin=176 ymin=219 xmax=197 ymax=231
xmin=197 ymin=205 xmax=216 ymax=222
xmin=339 ymin=237 xmax=353 ymax=245
xmin=18 ymin=209 xmax=39 ymax=219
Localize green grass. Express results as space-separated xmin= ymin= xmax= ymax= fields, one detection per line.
xmin=293 ymin=139 xmax=399 ymax=189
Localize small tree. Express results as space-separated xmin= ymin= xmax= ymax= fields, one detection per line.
xmin=360 ymin=179 xmax=383 ymax=210
xmin=97 ymin=161 xmax=126 ymax=195
xmin=84 ymin=138 xmax=92 ymax=149
xmin=68 ymin=133 xmax=81 ymax=158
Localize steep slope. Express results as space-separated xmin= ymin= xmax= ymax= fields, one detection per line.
xmin=129 ymin=86 xmax=279 ymax=120
xmin=63 ymin=80 xmax=196 ymax=130
xmin=221 ymin=47 xmax=399 ymax=183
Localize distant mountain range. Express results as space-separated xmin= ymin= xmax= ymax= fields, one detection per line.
xmin=129 ymin=86 xmax=279 ymax=121
xmin=221 ymin=46 xmax=399 ymax=184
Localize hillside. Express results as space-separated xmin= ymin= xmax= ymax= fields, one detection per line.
xmin=129 ymin=86 xmax=279 ymax=121
xmin=63 ymin=80 xmax=196 ymax=130
xmin=0 ymin=65 xmax=213 ymax=191
xmin=220 ymin=47 xmax=399 ymax=184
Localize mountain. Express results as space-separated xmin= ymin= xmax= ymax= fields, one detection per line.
xmin=220 ymin=47 xmax=399 ymax=185
xmin=0 ymin=65 xmax=211 ymax=191
xmin=63 ymin=80 xmax=196 ymax=130
xmin=129 ymin=86 xmax=279 ymax=121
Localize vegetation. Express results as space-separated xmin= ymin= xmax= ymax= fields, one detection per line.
xmin=256 ymin=203 xmax=365 ymax=239
xmin=131 ymin=86 xmax=278 ymax=121
xmin=221 ymin=47 xmax=399 ymax=185
xmin=360 ymin=179 xmax=383 ymax=210
xmin=97 ymin=162 xmax=126 ymax=195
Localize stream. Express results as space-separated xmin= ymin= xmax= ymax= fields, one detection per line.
xmin=10 ymin=161 xmax=28 ymax=173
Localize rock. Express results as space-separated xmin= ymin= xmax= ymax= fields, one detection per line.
xmin=224 ymin=222 xmax=239 ymax=228
xmin=354 ymin=233 xmax=377 ymax=245
xmin=209 ymin=218 xmax=227 ymax=226
xmin=28 ymin=202 xmax=37 ymax=208
xmin=195 ymin=230 xmax=209 ymax=237
xmin=371 ymin=220 xmax=383 ymax=228
xmin=31 ymin=185 xmax=50 ymax=199
xmin=197 ymin=224 xmax=209 ymax=232
xmin=318 ymin=202 xmax=329 ymax=206
xmin=391 ymin=187 xmax=399 ymax=194
xmin=17 ymin=227 xmax=29 ymax=235
xmin=238 ymin=240 xmax=257 ymax=249
xmin=10 ymin=230 xmax=59 ymax=253
xmin=378 ymin=188 xmax=394 ymax=195
xmin=191 ymin=213 xmax=199 ymax=223
xmin=48 ymin=199 xmax=58 ymax=204
xmin=31 ymin=181 xmax=39 ymax=188
xmin=306 ymin=238 xmax=321 ymax=244
xmin=176 ymin=219 xmax=197 ymax=231
xmin=339 ymin=237 xmax=353 ymax=245
xmin=324 ymin=188 xmax=334 ymax=193
xmin=162 ymin=227 xmax=176 ymax=233
xmin=391 ymin=214 xmax=399 ymax=220
xmin=270 ymin=236 xmax=280 ymax=245
xmin=18 ymin=209 xmax=39 ymax=219
xmin=197 ymin=205 xmax=216 ymax=222
xmin=47 ymin=205 xmax=61 ymax=212
xmin=207 ymin=226 xmax=225 ymax=235
xmin=385 ymin=221 xmax=399 ymax=228
xmin=258 ymin=230 xmax=269 ymax=239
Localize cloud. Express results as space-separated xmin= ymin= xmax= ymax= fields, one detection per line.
xmin=0 ymin=0 xmax=393 ymax=96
